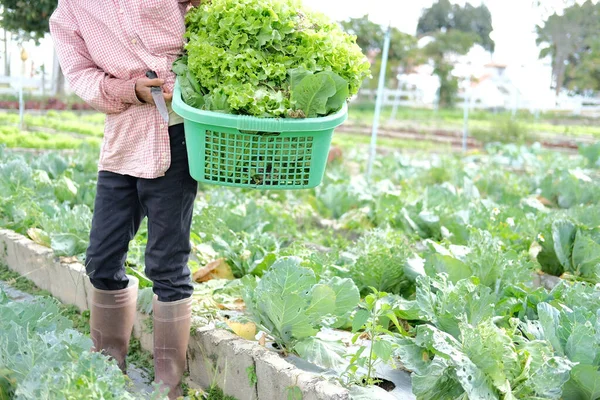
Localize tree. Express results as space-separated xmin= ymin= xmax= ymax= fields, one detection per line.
xmin=423 ymin=31 xmax=478 ymax=107
xmin=417 ymin=0 xmax=494 ymax=107
xmin=0 ymin=0 xmax=57 ymax=42
xmin=536 ymin=0 xmax=600 ymax=95
xmin=0 ymin=0 xmax=63 ymax=93
xmin=340 ymin=15 xmax=384 ymax=56
xmin=340 ymin=16 xmax=421 ymax=90
xmin=564 ymin=36 xmax=600 ymax=94
xmin=417 ymin=0 xmax=494 ymax=52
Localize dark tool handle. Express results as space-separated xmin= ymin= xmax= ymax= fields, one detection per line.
xmin=146 ymin=70 xmax=160 ymax=89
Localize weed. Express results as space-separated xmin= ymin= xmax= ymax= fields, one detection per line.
xmin=143 ymin=315 xmax=154 ymax=333
xmin=127 ymin=336 xmax=155 ymax=381
xmin=187 ymin=385 xmax=238 ymax=400
xmin=246 ymin=365 xmax=257 ymax=387
xmin=285 ymin=385 xmax=303 ymax=400
xmin=61 ymin=304 xmax=91 ymax=335
xmin=0 ymin=264 xmax=49 ymax=296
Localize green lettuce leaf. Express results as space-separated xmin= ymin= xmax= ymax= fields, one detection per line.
xmin=293 ymin=337 xmax=346 ymax=371
xmin=322 ymin=277 xmax=360 ymax=328
xmin=562 ymin=365 xmax=600 ymax=400
xmin=552 ymin=220 xmax=577 ymax=271
xmin=291 ymin=73 xmax=336 ymax=118
xmin=321 ymin=71 xmax=349 ymax=113
xmin=572 ymin=229 xmax=600 ymax=281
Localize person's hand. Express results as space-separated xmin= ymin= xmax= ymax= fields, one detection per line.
xmin=135 ymin=78 xmax=173 ymax=104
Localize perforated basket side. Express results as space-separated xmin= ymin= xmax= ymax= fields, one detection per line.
xmin=183 ymin=120 xmax=334 ymax=190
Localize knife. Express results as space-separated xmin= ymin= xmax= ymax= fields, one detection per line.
xmin=146 ymin=70 xmax=169 ymax=123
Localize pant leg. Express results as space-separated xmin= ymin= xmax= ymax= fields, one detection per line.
xmin=86 ymin=171 xmax=144 ymax=290
xmin=138 ymin=124 xmax=198 ymax=302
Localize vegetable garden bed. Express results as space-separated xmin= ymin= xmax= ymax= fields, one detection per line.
xmin=0 ymin=228 xmax=579 ymax=400
xmin=2 ymin=139 xmax=600 ymax=399
xmin=0 ymin=229 xmax=391 ymax=400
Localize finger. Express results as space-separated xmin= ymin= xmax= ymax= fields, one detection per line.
xmin=163 ymin=92 xmax=173 ymax=102
xmin=142 ymin=89 xmax=155 ymax=105
xmin=141 ymin=78 xmax=165 ymax=87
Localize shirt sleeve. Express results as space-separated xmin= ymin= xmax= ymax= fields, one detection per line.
xmin=180 ymin=0 xmax=202 ymax=7
xmin=49 ymin=1 xmax=142 ymax=115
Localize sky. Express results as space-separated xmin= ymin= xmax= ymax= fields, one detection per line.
xmin=1 ymin=0 xmax=578 ymax=93
xmin=300 ymin=0 xmax=556 ymax=67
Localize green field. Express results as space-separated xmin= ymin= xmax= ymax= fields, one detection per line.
xmin=2 ymin=109 xmax=600 ymax=398
xmin=348 ymin=102 xmax=600 ymax=138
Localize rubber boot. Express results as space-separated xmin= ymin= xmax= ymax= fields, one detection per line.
xmin=90 ymin=276 xmax=138 ymax=373
xmin=153 ymin=296 xmax=193 ymax=400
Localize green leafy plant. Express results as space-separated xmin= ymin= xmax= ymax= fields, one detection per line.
xmin=395 ymin=319 xmax=573 ymax=399
xmin=246 ymin=366 xmax=257 ymax=388
xmin=340 ymin=228 xmax=417 ymax=296
xmin=176 ymin=0 xmax=370 ymax=117
xmin=579 ymin=141 xmax=600 ymax=168
xmin=344 ymin=289 xmax=403 ymax=387
xmin=522 ymin=302 xmax=600 ymax=400
xmin=540 ymin=169 xmax=600 ymax=209
xmin=242 ymin=257 xmax=359 ymax=370
xmin=536 ymin=219 xmax=600 ymax=282
xmin=286 ymin=385 xmax=303 ymax=400
xmin=0 ymin=291 xmax=164 ymax=399
xmin=289 ymin=69 xmax=349 ymax=118
xmin=423 ymin=228 xmax=534 ymax=289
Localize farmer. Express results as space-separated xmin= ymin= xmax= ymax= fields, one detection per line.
xmin=49 ymin=1 xmax=201 ymax=398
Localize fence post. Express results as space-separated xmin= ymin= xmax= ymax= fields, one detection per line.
xmin=19 ymin=48 xmax=28 ymax=131
xmin=462 ymin=76 xmax=471 ymax=153
xmin=41 ymin=65 xmax=46 ymax=97
xmin=389 ymin=78 xmax=402 ymax=124
xmin=366 ymin=24 xmax=391 ymax=181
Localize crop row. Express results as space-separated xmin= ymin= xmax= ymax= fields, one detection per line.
xmin=1 ymin=141 xmax=600 ymax=398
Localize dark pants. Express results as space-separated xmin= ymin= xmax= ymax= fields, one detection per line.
xmin=85 ymin=124 xmax=198 ymax=302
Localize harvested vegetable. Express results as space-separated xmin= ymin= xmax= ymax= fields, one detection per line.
xmin=173 ymin=0 xmax=371 ymax=118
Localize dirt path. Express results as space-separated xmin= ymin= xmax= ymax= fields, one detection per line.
xmin=338 ymin=123 xmax=592 ymax=153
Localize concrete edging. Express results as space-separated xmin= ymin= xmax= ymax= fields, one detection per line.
xmin=0 ymin=229 xmax=351 ymax=400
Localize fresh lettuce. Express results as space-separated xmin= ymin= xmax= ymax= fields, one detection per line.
xmin=175 ymin=0 xmax=370 ymax=117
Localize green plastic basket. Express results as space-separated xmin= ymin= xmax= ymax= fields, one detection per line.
xmin=172 ymin=82 xmax=347 ymax=190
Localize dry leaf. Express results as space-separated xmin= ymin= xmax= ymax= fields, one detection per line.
xmin=536 ymin=196 xmax=554 ymax=206
xmin=27 ymin=228 xmax=50 ymax=247
xmin=216 ymin=298 xmax=245 ymax=311
xmin=226 ymin=320 xmax=257 ymax=341
xmin=193 ymin=258 xmax=234 ymax=283
xmin=258 ymin=333 xmax=267 ymax=347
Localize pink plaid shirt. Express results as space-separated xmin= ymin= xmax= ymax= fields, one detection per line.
xmin=50 ymin=0 xmax=198 ymax=179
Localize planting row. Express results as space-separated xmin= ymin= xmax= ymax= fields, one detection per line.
xmin=0 ymin=289 xmax=165 ymax=399
xmin=1 ymin=140 xmax=600 ymax=398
